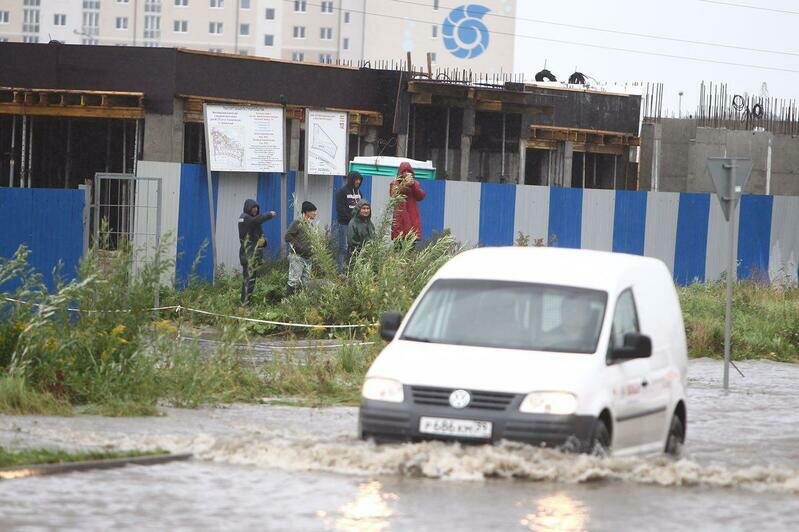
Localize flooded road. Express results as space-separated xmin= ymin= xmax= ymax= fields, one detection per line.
xmin=1 ymin=359 xmax=798 ymax=531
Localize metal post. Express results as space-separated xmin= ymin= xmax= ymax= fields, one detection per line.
xmin=613 ymin=155 xmax=618 ymax=190
xmin=723 ymin=163 xmax=735 ymax=390
xmin=133 ymin=119 xmax=141 ymax=177
xmin=443 ymin=107 xmax=450 ymax=178
xmin=201 ymin=104 xmax=218 ymax=282
xmin=80 ymin=182 xmax=91 ymax=256
xmin=27 ymin=118 xmax=34 ymax=188
xmin=8 ymin=116 xmax=16 ymax=187
xmin=65 ymin=120 xmax=72 ymax=188
xmin=766 ymin=137 xmax=773 ymax=195
xmin=582 ymin=152 xmax=586 ymax=189
xmin=122 ymin=121 xmax=127 ymax=174
xmin=154 ymin=179 xmax=162 ymax=311
xmin=105 ymin=121 xmax=111 ymax=172
xmin=501 ymin=113 xmax=506 ymax=178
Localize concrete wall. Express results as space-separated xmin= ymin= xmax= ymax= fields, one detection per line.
xmin=641 ymin=118 xmax=799 ymax=196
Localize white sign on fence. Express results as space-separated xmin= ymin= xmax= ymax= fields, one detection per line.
xmin=306 ymin=109 xmax=348 ymax=176
xmin=204 ymin=104 xmax=285 ymax=173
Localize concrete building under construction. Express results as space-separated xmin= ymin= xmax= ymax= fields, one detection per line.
xmin=0 ymin=42 xmax=641 ymax=191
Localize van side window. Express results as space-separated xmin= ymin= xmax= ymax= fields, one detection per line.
xmin=610 ymin=289 xmax=639 ymax=348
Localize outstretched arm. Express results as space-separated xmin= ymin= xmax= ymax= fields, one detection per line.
xmin=411 ymin=181 xmax=426 ymax=201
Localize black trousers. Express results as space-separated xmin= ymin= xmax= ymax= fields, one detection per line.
xmin=240 ymin=264 xmax=257 ymax=305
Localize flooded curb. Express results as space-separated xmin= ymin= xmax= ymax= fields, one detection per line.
xmin=0 ymin=453 xmax=193 ymax=480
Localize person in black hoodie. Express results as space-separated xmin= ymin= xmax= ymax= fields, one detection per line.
xmin=238 ymin=198 xmax=277 ymax=305
xmin=333 ymin=171 xmax=362 ymax=272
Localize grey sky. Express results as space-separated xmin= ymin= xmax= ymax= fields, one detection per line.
xmin=513 ymin=0 xmax=797 ymax=114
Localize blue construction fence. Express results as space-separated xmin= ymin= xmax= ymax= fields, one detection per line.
xmin=0 ymin=187 xmax=86 ymax=292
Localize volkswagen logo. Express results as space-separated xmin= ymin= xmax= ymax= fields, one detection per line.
xmin=442 ymin=5 xmax=491 ymax=59
xmin=449 ymin=389 xmax=471 ymax=409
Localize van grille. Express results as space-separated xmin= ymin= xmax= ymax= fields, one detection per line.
xmin=410 ymin=386 xmax=516 ymax=411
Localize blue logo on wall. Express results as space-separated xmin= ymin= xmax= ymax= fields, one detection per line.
xmin=442 ymin=5 xmax=491 ymax=59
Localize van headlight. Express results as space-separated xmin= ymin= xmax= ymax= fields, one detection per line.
xmin=362 ymin=377 xmax=404 ymax=403
xmin=519 ymin=392 xmax=577 ymax=415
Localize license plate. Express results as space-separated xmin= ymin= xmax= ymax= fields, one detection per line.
xmin=419 ymin=417 xmax=492 ymax=439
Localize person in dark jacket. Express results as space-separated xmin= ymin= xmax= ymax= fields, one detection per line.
xmin=347 ymin=200 xmax=375 ymax=256
xmin=238 ymin=199 xmax=277 ymax=305
xmin=285 ymin=201 xmax=317 ymax=295
xmin=333 ymin=171 xmax=362 ymax=272
xmin=390 ymin=161 xmax=425 ymax=242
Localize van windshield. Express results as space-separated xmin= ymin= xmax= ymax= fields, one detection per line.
xmin=401 ymin=279 xmax=607 ymax=353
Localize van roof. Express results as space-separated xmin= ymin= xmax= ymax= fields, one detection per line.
xmin=435 ymin=247 xmax=667 ymax=292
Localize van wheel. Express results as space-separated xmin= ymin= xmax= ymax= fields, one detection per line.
xmin=665 ymin=414 xmax=685 ymax=457
xmin=590 ymin=419 xmax=611 ymax=456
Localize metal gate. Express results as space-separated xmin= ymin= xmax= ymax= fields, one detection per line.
xmin=92 ymin=173 xmax=163 ymax=301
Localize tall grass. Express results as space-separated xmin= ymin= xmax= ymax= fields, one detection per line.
xmin=0 ymin=240 xmax=266 ymax=416
xmin=679 ymin=281 xmax=799 ymax=362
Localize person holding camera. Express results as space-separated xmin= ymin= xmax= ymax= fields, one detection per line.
xmin=390 ymin=161 xmax=426 ymax=243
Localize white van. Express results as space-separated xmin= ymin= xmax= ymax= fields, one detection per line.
xmin=359 ymin=247 xmax=688 ymax=456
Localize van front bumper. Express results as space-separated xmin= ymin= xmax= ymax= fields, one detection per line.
xmin=359 ymin=396 xmax=597 ymax=452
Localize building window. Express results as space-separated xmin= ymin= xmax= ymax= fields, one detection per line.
xmin=319 ymin=53 xmax=332 ymax=64
xmin=292 ymin=52 xmax=304 ymax=61
xmin=321 ymin=1 xmax=333 ymax=13
xmin=293 ymin=26 xmax=305 ymax=38
xmin=116 ymin=17 xmax=129 ymax=30
xmin=241 ymin=0 xmax=250 ymax=8
xmin=342 ymin=37 xmax=349 ymax=50
xmin=209 ymin=22 xmax=223 ymax=34
xmin=240 ymin=49 xmax=249 ymax=56
xmin=433 ymin=0 xmax=439 ymax=9
xmin=144 ymin=12 xmax=161 ymax=39
xmin=320 ymin=27 xmax=332 ymax=40
xmin=144 ymin=0 xmax=162 ymax=13
xmin=265 ymin=8 xmax=275 ymax=20
xmin=210 ymin=0 xmax=224 ymax=7
xmin=82 ymin=1 xmax=100 ymax=8
xmin=0 ymin=37 xmax=8 ymax=42
xmin=174 ymin=20 xmax=188 ymax=32
xmin=430 ymin=52 xmax=437 ymax=62
xmin=54 ymin=14 xmax=67 ymax=26
xmin=0 ymin=11 xmax=11 ymax=24
xmin=264 ymin=34 xmax=274 ymax=46
xmin=23 ymin=6 xmax=40 ymax=34
xmin=344 ymin=11 xmax=350 ymax=23
xmin=294 ymin=1 xmax=307 ymax=13
xmin=175 ymin=0 xmax=188 ymax=6
xmin=118 ymin=0 xmax=130 ymax=3
xmin=23 ymin=0 xmax=41 ymax=5
xmin=432 ymin=25 xmax=437 ymax=38
xmin=209 ymin=47 xmax=223 ymax=52
xmin=240 ymin=23 xmax=249 ymax=35
xmin=23 ymin=36 xmax=40 ymax=43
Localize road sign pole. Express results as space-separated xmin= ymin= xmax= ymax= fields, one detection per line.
xmin=723 ymin=162 xmax=735 ymax=390
xmin=707 ymin=157 xmax=751 ymax=390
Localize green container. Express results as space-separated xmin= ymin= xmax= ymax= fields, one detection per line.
xmin=348 ymin=162 xmax=437 ymax=180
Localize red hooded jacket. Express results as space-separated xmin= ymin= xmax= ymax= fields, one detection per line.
xmin=390 ymin=162 xmax=426 ymax=240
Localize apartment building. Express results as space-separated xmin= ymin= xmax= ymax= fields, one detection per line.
xmin=0 ymin=0 xmax=515 ymax=72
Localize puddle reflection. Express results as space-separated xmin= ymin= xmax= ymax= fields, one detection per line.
xmin=519 ymin=492 xmax=589 ymax=531
xmin=328 ymin=480 xmax=398 ymax=532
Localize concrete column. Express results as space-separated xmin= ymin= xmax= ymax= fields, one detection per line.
xmin=517 ymin=139 xmax=527 ymax=185
xmin=362 ymin=126 xmax=379 ymax=157
xmin=555 ymin=141 xmax=574 ymax=187
xmin=289 ymin=118 xmax=301 ymax=171
xmin=639 ymin=122 xmax=662 ymax=191
xmin=395 ymin=133 xmax=409 ymax=158
xmin=459 ymin=108 xmax=476 ymax=181
xmin=142 ymin=98 xmax=185 ymax=163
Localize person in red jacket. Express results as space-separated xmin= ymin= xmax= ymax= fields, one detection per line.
xmin=390 ymin=161 xmax=426 ymax=242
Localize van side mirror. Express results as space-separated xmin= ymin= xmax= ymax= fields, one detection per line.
xmin=610 ymin=333 xmax=652 ymax=362
xmin=379 ymin=312 xmax=403 ymax=341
